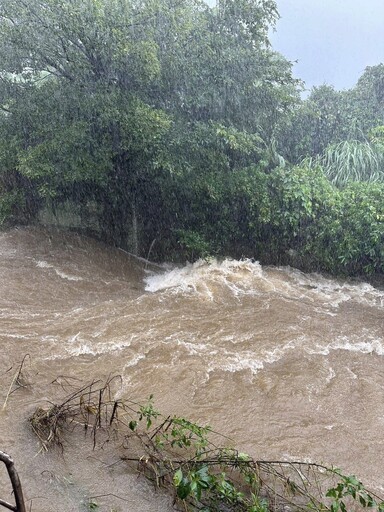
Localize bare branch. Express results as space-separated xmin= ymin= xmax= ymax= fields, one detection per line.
xmin=0 ymin=451 xmax=26 ymax=512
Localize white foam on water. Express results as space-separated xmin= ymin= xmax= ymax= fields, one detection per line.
xmin=326 ymin=367 xmax=336 ymax=384
xmin=55 ymin=269 xmax=83 ymax=281
xmin=66 ymin=338 xmax=135 ymax=357
xmin=144 ymin=259 xmax=264 ymax=298
xmin=36 ymin=260 xmax=53 ymax=269
xmin=284 ymin=267 xmax=384 ymax=309
xmin=144 ymin=259 xmax=384 ymax=311
xmin=204 ymin=338 xmax=301 ymax=375
xmin=209 ymin=353 xmax=265 ymax=374
xmin=0 ymin=332 xmax=37 ymax=339
xmin=332 ymin=339 xmax=384 ymax=355
xmin=123 ymin=353 xmax=146 ymax=368
xmin=161 ymin=332 xmax=301 ymax=376
xmin=167 ymin=330 xmax=384 ymax=378
xmin=68 ymin=342 xmax=98 ymax=356
xmin=174 ymin=339 xmax=217 ymax=356
xmin=118 ymin=354 xmax=148 ymax=393
xmin=308 ymin=336 xmax=384 ymax=356
xmin=262 ymin=339 xmax=298 ymax=364
xmin=36 ymin=260 xmax=83 ymax=281
xmin=43 ymin=333 xmax=136 ymax=359
xmin=346 ymin=368 xmax=358 ymax=379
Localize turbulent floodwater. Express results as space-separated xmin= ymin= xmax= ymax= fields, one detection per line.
xmin=0 ymin=226 xmax=384 ymax=511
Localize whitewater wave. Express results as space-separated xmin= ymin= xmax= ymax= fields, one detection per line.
xmin=145 ymin=259 xmax=269 ymax=299
xmin=144 ymin=259 xmax=384 ymax=310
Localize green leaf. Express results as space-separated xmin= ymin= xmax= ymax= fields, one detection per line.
xmin=176 ymin=479 xmax=191 ymax=500
xmin=330 ymin=502 xmax=340 ymax=512
xmin=173 ymin=469 xmax=183 ymax=487
xmin=128 ymin=420 xmax=137 ymax=431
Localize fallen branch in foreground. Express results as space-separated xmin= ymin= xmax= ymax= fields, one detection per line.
xmin=28 ymin=376 xmax=384 ymax=512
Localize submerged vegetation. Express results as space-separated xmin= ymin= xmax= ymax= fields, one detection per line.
xmin=0 ymin=0 xmax=383 ymax=276
xmin=3 ymin=375 xmax=380 ymax=512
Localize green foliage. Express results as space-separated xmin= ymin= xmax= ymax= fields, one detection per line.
xmin=176 ymin=230 xmax=212 ymax=261
xmin=277 ymin=64 xmax=384 ymax=164
xmin=303 ymin=181 xmax=384 ymax=275
xmin=173 ymin=466 xmax=214 ymax=502
xmin=251 ymin=165 xmax=334 ymax=263
xmin=87 ymin=500 xmax=99 ymax=511
xmin=368 ymin=125 xmax=384 ymax=146
xmin=141 ymin=407 xmax=384 ymax=512
xmin=0 ymin=0 xmax=383 ymax=278
xmin=147 ymin=159 xmax=384 ymax=276
xmin=137 ymin=395 xmax=160 ymax=429
xmin=305 ymin=140 xmax=384 ymax=186
xmin=167 ymin=417 xmax=211 ymax=455
xmin=0 ymin=190 xmax=22 ymax=226
xmin=241 ymin=164 xmax=384 ymax=275
xmin=0 ymin=0 xmax=299 ymax=251
xmin=131 ymin=400 xmax=384 ymax=511
xmin=352 ymin=64 xmax=384 ymax=133
xmin=277 ymin=85 xmax=350 ymax=163
xmin=326 ymin=471 xmax=384 ymax=512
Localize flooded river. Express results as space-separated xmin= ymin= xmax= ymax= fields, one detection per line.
xmin=0 ymin=226 xmax=383 ymax=511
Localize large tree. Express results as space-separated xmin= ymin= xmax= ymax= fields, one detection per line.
xmin=0 ymin=0 xmax=299 ymax=255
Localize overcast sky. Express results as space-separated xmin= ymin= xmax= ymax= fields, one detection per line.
xmin=205 ymin=1 xmax=384 ymax=93
xmin=271 ymin=0 xmax=384 ymax=92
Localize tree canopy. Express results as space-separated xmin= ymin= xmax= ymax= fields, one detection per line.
xmin=0 ymin=0 xmax=300 ymax=249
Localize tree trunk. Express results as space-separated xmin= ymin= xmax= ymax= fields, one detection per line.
xmin=131 ymin=200 xmax=139 ymax=256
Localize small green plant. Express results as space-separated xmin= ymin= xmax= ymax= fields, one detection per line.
xmin=137 ymin=395 xmax=160 ymax=429
xmin=168 ymin=417 xmax=211 ymax=454
xmin=326 ymin=470 xmax=384 ymax=512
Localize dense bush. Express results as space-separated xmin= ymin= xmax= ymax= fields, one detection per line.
xmin=261 ymin=167 xmax=384 ymax=275
xmin=145 ymin=163 xmax=384 ymax=276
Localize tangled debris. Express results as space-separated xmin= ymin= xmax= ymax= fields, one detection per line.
xmin=25 ymin=376 xmax=384 ymax=512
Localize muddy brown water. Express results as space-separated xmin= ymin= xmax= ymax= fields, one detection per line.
xmin=0 ymin=226 xmax=383 ymax=511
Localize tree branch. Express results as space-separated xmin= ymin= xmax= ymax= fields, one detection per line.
xmin=0 ymin=451 xmax=26 ymax=512
xmin=0 ymin=498 xmax=16 ymax=512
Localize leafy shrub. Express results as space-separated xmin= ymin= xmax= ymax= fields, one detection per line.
xmin=306 ymin=182 xmax=384 ymax=274
xmin=250 ymin=165 xmax=384 ymax=275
